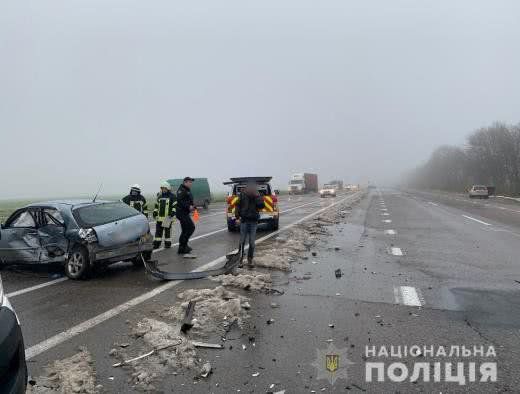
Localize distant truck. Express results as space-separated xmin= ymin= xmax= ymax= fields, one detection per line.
xmin=328 ymin=180 xmax=344 ymax=190
xmin=288 ymin=173 xmax=318 ymax=194
xmin=167 ymin=178 xmax=212 ymax=209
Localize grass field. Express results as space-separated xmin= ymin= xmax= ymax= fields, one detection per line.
xmin=0 ymin=192 xmax=229 ymax=223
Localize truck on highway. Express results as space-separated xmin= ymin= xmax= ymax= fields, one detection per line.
xmin=288 ymin=173 xmax=318 ymax=194
xmin=328 ymin=180 xmax=344 ymax=190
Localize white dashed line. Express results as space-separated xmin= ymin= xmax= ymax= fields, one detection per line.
xmin=381 ymin=213 xmax=390 ymax=216
xmin=382 ymin=219 xmax=392 ymax=223
xmin=380 ymin=208 xmax=388 ymax=211
xmin=394 ymin=286 xmax=423 ymax=307
xmin=462 ymin=215 xmax=491 ymax=226
xmin=384 ymin=229 xmax=396 ymax=235
xmin=390 ymin=247 xmax=403 ymax=256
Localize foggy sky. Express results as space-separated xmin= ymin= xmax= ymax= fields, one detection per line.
xmin=1 ymin=1 xmax=519 ymax=199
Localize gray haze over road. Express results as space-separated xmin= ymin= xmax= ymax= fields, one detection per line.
xmin=1 ymin=1 xmax=519 ymax=198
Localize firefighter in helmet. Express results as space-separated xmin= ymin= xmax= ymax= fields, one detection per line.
xmin=122 ymin=184 xmax=148 ymax=217
xmin=152 ymin=181 xmax=177 ymax=249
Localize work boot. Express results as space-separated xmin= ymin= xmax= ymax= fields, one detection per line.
xmin=153 ymin=241 xmax=161 ymax=250
xmin=178 ymin=245 xmax=187 ymax=255
xmin=247 ymin=257 xmax=255 ymax=268
xmin=186 ymin=245 xmax=193 ymax=253
xmin=164 ymin=242 xmax=172 ymax=249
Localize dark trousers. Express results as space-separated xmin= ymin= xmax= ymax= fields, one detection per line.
xmin=178 ymin=215 xmax=195 ymax=249
xmin=154 ymin=222 xmax=172 ymax=248
xmin=239 ymin=221 xmax=258 ymax=259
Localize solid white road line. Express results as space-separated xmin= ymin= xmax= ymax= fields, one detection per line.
xmin=11 ymin=199 xmax=323 ymax=299
xmin=384 ymin=229 xmax=396 ymax=235
xmin=24 ymin=193 xmax=362 ymax=360
xmin=394 ymin=286 xmax=423 ymax=307
xmin=390 ymin=247 xmax=403 ymax=256
xmin=462 ymin=215 xmax=492 ymax=226
xmin=6 ymin=278 xmax=68 ymax=298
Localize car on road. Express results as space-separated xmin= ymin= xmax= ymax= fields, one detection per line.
xmin=320 ymin=184 xmax=337 ymax=198
xmin=468 ymin=185 xmax=489 ymax=199
xmin=0 ymin=200 xmax=154 ymax=280
xmin=224 ymin=177 xmax=279 ymax=231
xmin=0 ymin=275 xmax=27 ymax=393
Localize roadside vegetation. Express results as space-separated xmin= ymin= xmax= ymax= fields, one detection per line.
xmin=407 ymin=121 xmax=520 ymax=196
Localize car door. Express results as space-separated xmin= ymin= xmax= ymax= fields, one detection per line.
xmin=0 ymin=208 xmax=41 ymax=263
xmin=38 ymin=208 xmax=69 ymax=263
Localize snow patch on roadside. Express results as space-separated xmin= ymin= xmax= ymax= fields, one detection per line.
xmin=27 ymin=348 xmax=98 ymax=393
xmin=210 ymin=269 xmax=272 ymax=291
xmin=162 ymin=286 xmax=250 ymax=337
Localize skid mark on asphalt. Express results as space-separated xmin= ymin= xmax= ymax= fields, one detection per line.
xmin=24 ymin=193 xmax=362 ymax=360
xmin=394 ymin=286 xmax=424 ymax=307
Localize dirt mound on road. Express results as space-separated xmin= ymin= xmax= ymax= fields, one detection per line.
xmin=210 ymin=269 xmax=272 ymax=291
xmin=27 ymin=348 xmax=98 ymax=393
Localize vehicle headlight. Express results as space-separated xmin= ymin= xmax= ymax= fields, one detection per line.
xmin=78 ymin=228 xmax=98 ymax=243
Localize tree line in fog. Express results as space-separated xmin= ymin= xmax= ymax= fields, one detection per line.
xmin=407 ymin=122 xmax=520 ymax=195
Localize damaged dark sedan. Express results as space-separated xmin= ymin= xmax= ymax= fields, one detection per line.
xmin=0 ymin=200 xmax=154 ymax=280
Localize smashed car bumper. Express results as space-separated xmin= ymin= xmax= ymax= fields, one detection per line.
xmin=88 ymin=233 xmax=153 ymax=263
xmin=0 ymin=306 xmax=27 ymax=394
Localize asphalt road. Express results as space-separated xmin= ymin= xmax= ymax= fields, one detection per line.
xmin=4 ymin=188 xmax=520 ymax=393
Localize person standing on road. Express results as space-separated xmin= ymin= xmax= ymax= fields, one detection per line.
xmin=152 ymin=181 xmax=177 ymax=249
xmin=176 ymin=177 xmax=196 ymax=256
xmin=235 ymin=182 xmax=265 ymax=267
xmin=122 ymin=184 xmax=149 ymax=218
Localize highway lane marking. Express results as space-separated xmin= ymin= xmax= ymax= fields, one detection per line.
xmin=380 ymin=208 xmax=388 ymax=211
xmin=428 ymin=202 xmax=438 ymax=206
xmin=462 ymin=215 xmax=492 ymax=226
xmin=394 ymin=286 xmax=423 ymax=307
xmin=382 ymin=219 xmax=392 ymax=223
xmin=6 ymin=277 xmax=68 ymax=298
xmin=390 ymin=247 xmax=403 ymax=256
xmin=384 ymin=229 xmax=396 ymax=235
xmin=381 ymin=213 xmax=390 ymax=216
xmin=24 ymin=192 xmax=361 ymax=360
xmin=9 ymin=199 xmax=323 ymax=300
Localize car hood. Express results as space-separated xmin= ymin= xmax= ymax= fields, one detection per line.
xmin=92 ymin=214 xmax=149 ymax=248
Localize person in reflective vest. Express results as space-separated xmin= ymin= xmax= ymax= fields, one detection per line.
xmin=122 ymin=184 xmax=148 ymax=218
xmin=152 ymin=181 xmax=177 ymax=249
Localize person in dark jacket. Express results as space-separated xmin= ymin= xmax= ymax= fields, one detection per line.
xmin=122 ymin=184 xmax=148 ymax=217
xmin=235 ymin=182 xmax=265 ymax=267
xmin=176 ymin=177 xmax=196 ymax=256
xmin=152 ymin=181 xmax=177 ymax=249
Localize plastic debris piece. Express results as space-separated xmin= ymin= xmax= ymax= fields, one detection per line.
xmin=201 ymin=362 xmax=212 ymax=378
xmin=335 ymin=269 xmax=342 ymax=278
xmin=192 ymin=342 xmax=224 ymax=349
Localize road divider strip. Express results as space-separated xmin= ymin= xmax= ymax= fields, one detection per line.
xmin=24 ymin=192 xmax=363 ymax=360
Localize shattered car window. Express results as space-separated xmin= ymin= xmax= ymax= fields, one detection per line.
xmin=10 ymin=210 xmax=36 ymax=228
xmin=73 ymin=202 xmax=138 ymax=228
xmin=43 ymin=209 xmax=65 ymax=226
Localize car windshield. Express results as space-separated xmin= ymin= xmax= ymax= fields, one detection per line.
xmin=73 ymin=202 xmax=138 ymax=228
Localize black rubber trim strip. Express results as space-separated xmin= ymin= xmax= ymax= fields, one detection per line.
xmin=143 ymin=251 xmax=242 ymax=281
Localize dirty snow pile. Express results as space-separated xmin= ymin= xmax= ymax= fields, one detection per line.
xmin=112 ymin=318 xmax=197 ymax=391
xmin=210 ymin=268 xmax=272 ymax=291
xmin=27 ymin=348 xmax=98 ymax=394
xmin=162 ymin=286 xmax=250 ymax=337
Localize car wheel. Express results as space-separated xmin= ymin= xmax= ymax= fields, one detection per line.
xmin=272 ymin=218 xmax=279 ymax=231
xmin=65 ymin=245 xmax=90 ymax=280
